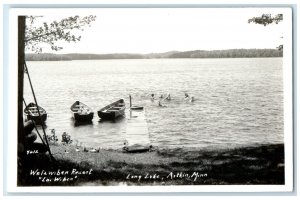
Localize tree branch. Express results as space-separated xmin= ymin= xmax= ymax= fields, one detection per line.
xmin=25 ymin=15 xmax=96 ymax=53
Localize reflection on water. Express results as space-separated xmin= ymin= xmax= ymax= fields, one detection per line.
xmin=73 ymin=120 xmax=93 ymax=127
xmin=24 ymin=58 xmax=283 ymax=150
xmin=98 ymin=115 xmax=126 ymax=123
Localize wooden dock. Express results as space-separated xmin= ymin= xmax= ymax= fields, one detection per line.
xmin=124 ymin=110 xmax=151 ymax=152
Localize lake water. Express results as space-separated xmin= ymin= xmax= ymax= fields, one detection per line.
xmin=24 ymin=58 xmax=283 ymax=150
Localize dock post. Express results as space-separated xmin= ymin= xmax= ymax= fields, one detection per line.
xmin=129 ymin=95 xmax=132 ymax=118
xmin=129 ymin=95 xmax=132 ymax=108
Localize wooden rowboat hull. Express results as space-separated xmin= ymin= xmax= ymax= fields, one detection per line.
xmin=24 ymin=102 xmax=47 ymax=125
xmin=26 ymin=114 xmax=47 ymax=124
xmin=130 ymin=106 xmax=144 ymax=110
xmin=97 ymin=109 xmax=125 ymax=120
xmin=70 ymin=101 xmax=94 ymax=122
xmin=98 ymin=99 xmax=125 ymax=121
xmin=123 ymin=144 xmax=152 ymax=153
xmin=73 ymin=112 xmax=94 ymax=122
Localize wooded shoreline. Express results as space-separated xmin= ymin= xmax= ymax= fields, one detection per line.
xmin=26 ymin=49 xmax=283 ymax=61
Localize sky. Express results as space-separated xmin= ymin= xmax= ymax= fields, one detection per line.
xmin=26 ymin=8 xmax=289 ymax=54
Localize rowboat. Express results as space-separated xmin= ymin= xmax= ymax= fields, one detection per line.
xmin=98 ymin=99 xmax=125 ymax=120
xmin=24 ymin=102 xmax=47 ymax=124
xmin=130 ymin=105 xmax=144 ymax=110
xmin=70 ymin=101 xmax=94 ymax=122
xmin=123 ymin=143 xmax=153 ymax=153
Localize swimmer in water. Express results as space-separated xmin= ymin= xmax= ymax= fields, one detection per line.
xmin=184 ymin=93 xmax=189 ymax=100
xmin=158 ymin=100 xmax=163 ymax=107
xmin=166 ymin=93 xmax=171 ymax=100
xmin=158 ymin=100 xmax=167 ymax=107
xmin=150 ymin=93 xmax=155 ymax=101
xmin=190 ymin=96 xmax=195 ymax=102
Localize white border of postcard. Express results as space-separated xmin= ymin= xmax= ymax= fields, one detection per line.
xmin=5 ymin=6 xmax=294 ymax=193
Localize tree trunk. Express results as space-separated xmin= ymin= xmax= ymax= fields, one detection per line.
xmin=18 ymin=16 xmax=25 ymax=157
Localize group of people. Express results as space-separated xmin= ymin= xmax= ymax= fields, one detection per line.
xmin=184 ymin=93 xmax=195 ymax=102
xmin=150 ymin=92 xmax=195 ymax=107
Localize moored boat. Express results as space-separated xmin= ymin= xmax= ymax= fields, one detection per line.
xmin=24 ymin=102 xmax=47 ymax=124
xmin=123 ymin=143 xmax=153 ymax=153
xmin=130 ymin=105 xmax=144 ymax=110
xmin=128 ymin=95 xmax=143 ymax=110
xmin=98 ymin=99 xmax=125 ymax=121
xmin=70 ymin=101 xmax=94 ymax=122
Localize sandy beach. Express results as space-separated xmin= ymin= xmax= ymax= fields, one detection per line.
xmin=18 ymin=143 xmax=284 ymax=186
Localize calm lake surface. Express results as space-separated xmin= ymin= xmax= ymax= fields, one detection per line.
xmin=24 ymin=58 xmax=283 ymax=150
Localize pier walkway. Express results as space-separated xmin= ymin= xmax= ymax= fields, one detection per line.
xmin=124 ymin=110 xmax=151 ymax=152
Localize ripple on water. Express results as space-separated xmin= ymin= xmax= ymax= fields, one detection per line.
xmin=25 ymin=58 xmax=284 ymax=150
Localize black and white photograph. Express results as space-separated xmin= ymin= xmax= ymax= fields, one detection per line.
xmin=3 ymin=4 xmax=295 ymax=194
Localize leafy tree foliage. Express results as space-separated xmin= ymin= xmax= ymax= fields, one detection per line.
xmin=277 ymin=45 xmax=283 ymax=51
xmin=248 ymin=14 xmax=283 ymax=51
xmin=25 ymin=15 xmax=96 ymax=52
xmin=248 ymin=14 xmax=283 ymax=26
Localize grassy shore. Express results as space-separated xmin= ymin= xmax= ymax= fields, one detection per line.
xmin=18 ymin=143 xmax=284 ymax=186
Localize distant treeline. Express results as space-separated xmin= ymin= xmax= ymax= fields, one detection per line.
xmin=25 ymin=53 xmax=72 ymax=61
xmin=168 ymin=49 xmax=283 ymax=58
xmin=25 ymin=49 xmax=283 ymax=61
